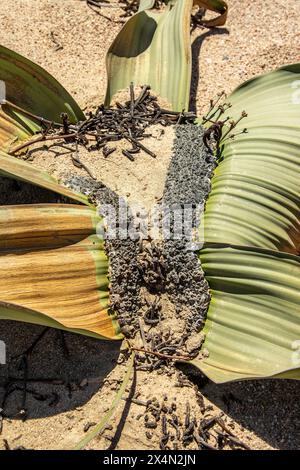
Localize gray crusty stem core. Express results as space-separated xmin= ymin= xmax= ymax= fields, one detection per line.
xmin=160 ymin=124 xmax=215 ymax=333
xmin=66 ymin=124 xmax=215 ymax=358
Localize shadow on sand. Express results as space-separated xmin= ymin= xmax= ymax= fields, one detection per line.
xmin=189 ymin=27 xmax=229 ymax=113
xmin=0 ymin=321 xmax=120 ymax=419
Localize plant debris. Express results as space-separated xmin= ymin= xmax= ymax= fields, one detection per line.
xmin=74 ymin=83 xmax=196 ymax=158
xmin=8 ymin=85 xmax=196 ymax=162
xmin=86 ymin=0 xmax=165 ymax=20
xmin=138 ymin=377 xmax=251 ymax=451
xmin=85 ymin=0 xmax=206 ymax=29
xmin=50 ymin=31 xmax=63 ymax=51
xmin=201 ymin=92 xmax=248 ymax=158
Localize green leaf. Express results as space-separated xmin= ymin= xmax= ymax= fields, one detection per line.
xmin=105 ymin=0 xmax=228 ymax=111
xmin=138 ymin=0 xmax=156 ymax=10
xmin=0 ymin=44 xmax=85 ymax=151
xmin=193 ymin=245 xmax=300 ymax=383
xmin=203 ymin=64 xmax=300 ymax=255
xmin=194 ymin=65 xmax=300 ymax=383
xmin=105 ymin=0 xmax=194 ymax=111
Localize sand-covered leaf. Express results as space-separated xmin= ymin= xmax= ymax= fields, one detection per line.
xmin=193 ymin=245 xmax=300 ymax=383
xmin=0 ymin=203 xmax=121 ymax=340
xmin=0 ymin=44 xmax=85 ymax=152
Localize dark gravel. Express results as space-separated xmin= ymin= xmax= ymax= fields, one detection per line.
xmin=65 ymin=175 xmax=142 ymax=337
xmin=163 ymin=125 xmax=214 ymax=208
xmin=161 ymin=124 xmax=216 ymax=332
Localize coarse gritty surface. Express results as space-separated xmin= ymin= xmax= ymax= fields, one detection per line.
xmin=0 ymin=0 xmax=299 ymax=451
xmin=161 ymin=125 xmax=215 ymax=333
